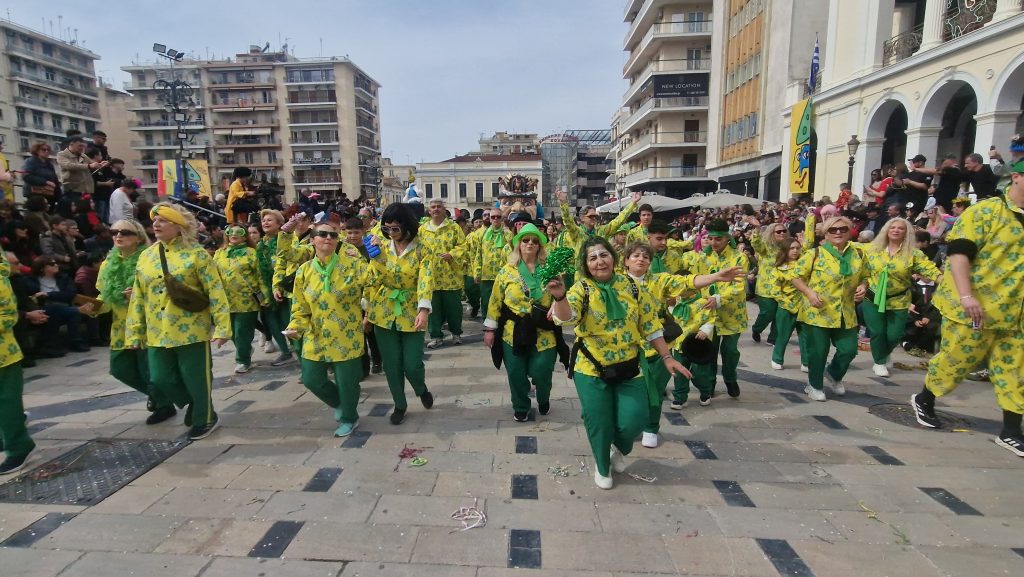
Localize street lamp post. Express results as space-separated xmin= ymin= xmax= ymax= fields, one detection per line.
xmin=153 ymin=44 xmax=198 ymax=199
xmin=846 ymin=134 xmax=860 ymax=190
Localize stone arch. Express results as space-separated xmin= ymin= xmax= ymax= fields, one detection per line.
xmin=865 ymin=93 xmax=914 ymax=139
xmin=918 ymin=71 xmax=987 ymax=127
xmin=990 ymin=51 xmax=1024 ymax=112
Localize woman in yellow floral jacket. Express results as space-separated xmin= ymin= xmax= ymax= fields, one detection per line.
xmin=284 ymin=219 xmax=371 ymax=438
xmin=97 ymin=219 xmax=176 ymax=425
xmin=0 ymin=257 xmax=34 ymax=475
xmin=125 ymin=203 xmax=232 ymax=440
xmin=269 ymin=212 xmax=314 ymax=366
xmin=214 ymin=225 xmax=269 ymax=375
xmin=550 ymin=237 xmax=688 ymax=490
xmin=367 ymin=203 xmax=435 ymax=426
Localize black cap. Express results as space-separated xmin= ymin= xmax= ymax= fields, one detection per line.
xmin=865 ymin=204 xmax=880 ymax=212
xmin=909 ymin=154 xmax=927 ymax=164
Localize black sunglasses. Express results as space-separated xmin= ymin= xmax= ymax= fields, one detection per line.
xmin=312 ymin=231 xmax=339 ymax=239
xmin=827 ymin=226 xmax=850 ymax=234
xmin=110 ymin=229 xmax=137 ymax=237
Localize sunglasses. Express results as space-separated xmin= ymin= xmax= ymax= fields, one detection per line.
xmin=827 ymin=226 xmax=851 ymax=234
xmin=519 ymin=236 xmax=540 ymax=245
xmin=110 ymin=229 xmax=138 ymax=237
xmin=490 ymin=215 xmax=504 ymax=220
xmin=773 ymin=229 xmax=786 ymax=234
xmin=582 ymin=213 xmax=597 ymax=219
xmin=382 ymin=226 xmax=403 ymax=234
xmin=312 ymin=231 xmax=339 ymax=239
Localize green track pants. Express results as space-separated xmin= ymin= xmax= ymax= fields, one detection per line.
xmin=502 ymin=343 xmax=555 ymax=413
xmin=148 ymin=342 xmax=216 ymax=426
xmin=373 ymin=325 xmax=427 ymax=411
xmin=300 ymin=357 xmax=362 ymax=423
xmin=574 ymin=372 xmax=647 ymax=477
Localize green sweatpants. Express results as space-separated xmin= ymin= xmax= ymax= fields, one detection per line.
xmin=300 ymin=357 xmax=362 ymax=423
xmin=480 ymin=280 xmax=495 ymax=320
xmin=860 ymin=300 xmax=909 ymax=365
xmin=374 ymin=325 xmax=427 ymax=411
xmin=148 ymin=342 xmax=216 ymax=426
xmin=642 ymin=354 xmax=671 ymax=434
xmin=0 ymin=362 xmax=34 ymax=458
xmin=693 ymin=333 xmax=741 ymax=392
xmin=429 ymin=290 xmax=463 ymax=339
xmin=502 ymin=343 xmax=555 ymax=413
xmin=265 ymin=301 xmax=291 ymax=355
xmin=464 ymin=276 xmax=480 ymax=313
xmin=752 ymin=297 xmax=778 ymax=341
xmin=802 ymin=324 xmax=859 ymax=390
xmin=109 ymin=348 xmax=171 ymax=409
xmin=671 ymin=351 xmax=704 ymax=403
xmin=771 ymin=309 xmax=809 ymax=367
xmin=231 ymin=311 xmax=259 ymax=365
xmin=574 ymin=372 xmax=648 ymax=477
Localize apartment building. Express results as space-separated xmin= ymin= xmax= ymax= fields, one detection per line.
xmin=96 ymin=82 xmax=141 ymax=168
xmin=121 ymin=46 xmax=381 ymax=200
xmin=617 ymin=0 xmax=718 ymax=199
xmin=0 ymin=19 xmax=101 ymax=162
xmin=540 ymin=130 xmax=613 ymax=214
xmin=415 ymin=153 xmax=543 ymax=218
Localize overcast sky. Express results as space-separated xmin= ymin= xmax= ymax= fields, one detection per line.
xmin=6 ymin=0 xmax=627 ymax=164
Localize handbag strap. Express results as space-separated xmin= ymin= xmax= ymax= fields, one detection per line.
xmin=158 ymin=243 xmax=171 ymax=277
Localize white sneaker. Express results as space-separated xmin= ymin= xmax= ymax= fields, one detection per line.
xmin=594 ymin=470 xmax=614 ymax=489
xmin=426 ymin=338 xmax=443 ymax=349
xmin=826 ymin=373 xmax=846 ymax=396
xmin=807 ymin=387 xmax=826 ymax=401
xmin=609 ymin=448 xmax=627 ymax=473
xmin=770 ymin=362 xmax=783 ymax=370
xmin=263 ymin=340 xmax=277 ymax=354
xmin=256 ymin=333 xmax=267 ymax=348
xmin=234 ymin=363 xmax=250 ymax=374
xmin=872 ymin=363 xmax=890 ymax=377
xmin=452 ymin=335 xmax=462 ymax=345
xmin=800 ymin=365 xmax=809 ymax=373
xmin=641 ymin=432 xmax=659 ymax=448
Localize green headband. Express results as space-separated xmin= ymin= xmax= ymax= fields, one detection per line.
xmin=1010 ymin=159 xmax=1024 ymax=174
xmin=705 ymin=230 xmax=731 ymax=238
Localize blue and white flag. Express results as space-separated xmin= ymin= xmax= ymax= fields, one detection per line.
xmin=807 ymin=37 xmax=820 ymax=94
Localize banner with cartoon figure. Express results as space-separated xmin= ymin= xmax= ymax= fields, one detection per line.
xmin=789 ymin=98 xmax=813 ymax=194
xmin=157 ymin=159 xmax=213 ymax=199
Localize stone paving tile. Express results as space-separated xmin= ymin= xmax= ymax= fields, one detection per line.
xmin=210 ymin=442 xmax=322 ymax=465
xmin=329 ymin=469 xmax=438 ymax=497
xmin=340 ymin=562 xmax=477 ymax=576
xmin=430 ymin=471 xmax=512 ymax=499
xmin=369 ymin=495 xmax=487 ymax=528
xmin=129 ymin=463 xmax=249 ymax=488
xmin=200 ymin=557 xmax=344 ymax=577
xmin=284 ymin=521 xmax=419 ymax=562
xmin=390 ymin=450 xmax=495 ymax=473
xmin=57 ymin=551 xmax=209 ymax=577
xmin=822 ymin=510 xmax=968 ymax=546
xmin=225 ymin=464 xmax=320 ymax=491
xmin=153 ymin=517 xmax=274 ymax=556
xmin=914 ymin=545 xmax=1024 ymax=577
xmin=255 ymin=491 xmax=380 ymax=523
xmin=303 ymin=446 xmax=401 ymax=471
xmin=487 ymin=499 xmax=602 ymax=532
xmin=791 ymin=540 xmax=947 ymax=577
xmin=144 ymin=487 xmax=274 ymax=519
xmin=661 ymin=535 xmax=779 ymax=576
xmin=541 ymin=530 xmax=677 ymax=573
xmin=409 ymin=526 xmax=509 ymax=567
xmin=0 ymin=547 xmax=83 ymax=577
xmin=742 ymin=481 xmax=864 ymax=511
xmin=637 ymin=479 xmax=728 ymax=506
xmin=479 ymin=569 xmax=614 ymax=577
xmin=0 ymin=510 xmax=46 ymax=541
xmin=595 ymin=502 xmax=720 ymax=536
xmin=84 ymin=485 xmax=173 ymax=514
xmin=33 ymin=513 xmax=186 ymax=553
xmin=708 ymin=507 xmax=842 ymax=541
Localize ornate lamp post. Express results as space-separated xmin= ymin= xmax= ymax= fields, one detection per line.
xmin=846 ymin=135 xmax=860 ymax=189
xmin=153 ymin=44 xmax=199 ymax=198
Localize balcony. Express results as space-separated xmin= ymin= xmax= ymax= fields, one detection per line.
xmin=10 ymin=69 xmax=98 ymax=96
xmin=623 ymin=165 xmax=708 ymax=187
xmin=294 ymin=175 xmax=343 ymax=187
xmin=131 ymin=140 xmax=211 ymax=149
xmin=133 ymin=160 xmax=160 ymax=169
xmin=625 ymin=58 xmax=711 ymax=103
xmin=286 ymin=98 xmax=337 ymax=108
xmin=16 ymin=121 xmax=65 ymax=138
xmin=214 ymin=139 xmax=279 ymax=149
xmin=13 ymin=96 xmax=98 ymax=119
xmin=210 ymin=99 xmax=276 ymax=112
xmin=6 ymin=45 xmax=93 ymax=74
xmin=882 ymin=24 xmax=924 ymax=67
xmin=208 ymin=78 xmax=275 ymax=88
xmin=289 ymin=118 xmax=338 ymax=127
xmin=620 ymin=96 xmax=710 ymax=132
xmin=293 ymin=157 xmax=341 ymax=168
xmin=217 ymin=162 xmax=283 ymax=169
xmin=132 ymin=120 xmax=207 ymax=130
xmin=290 ymin=139 xmax=340 ymax=147
xmin=620 ymin=131 xmax=707 ymax=162
xmin=624 ymin=20 xmax=713 ymax=76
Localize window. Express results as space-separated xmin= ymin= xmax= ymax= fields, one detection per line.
xmin=425 ymin=183 xmax=433 ymax=198
xmin=475 ymin=182 xmax=484 ymax=203
xmin=32 ymin=111 xmax=44 ymax=126
xmin=243 ymin=152 xmax=254 ymax=164
xmin=459 ymin=182 xmax=467 ymax=199
xmin=45 ymin=68 xmax=56 ymax=81
xmin=52 ymin=115 xmax=63 ymax=131
xmin=491 ymin=182 xmax=500 ymax=198
xmin=440 ymin=183 xmax=448 ymax=198
xmin=267 ymin=151 xmax=277 ymax=162
xmin=42 ymin=43 xmax=53 ymax=56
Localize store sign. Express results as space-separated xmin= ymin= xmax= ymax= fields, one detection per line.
xmin=650 ymin=73 xmax=709 ymax=98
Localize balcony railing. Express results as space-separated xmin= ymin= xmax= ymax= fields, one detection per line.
xmin=131 ymin=140 xmax=211 ymax=148
xmin=6 ymin=45 xmax=93 ymax=73
xmin=214 ymin=139 xmax=279 ymax=147
xmin=622 ymin=96 xmax=710 ymax=131
xmin=290 ymin=138 xmax=340 ymax=145
xmin=944 ymin=0 xmax=996 ymax=41
xmin=134 ymin=120 xmax=206 ymax=128
xmin=620 ymin=131 xmax=708 ymax=159
xmin=882 ymin=24 xmax=924 ymax=67
xmin=10 ymin=69 xmax=98 ymax=96
xmin=623 ymin=165 xmax=708 ymax=186
xmin=13 ymin=96 xmax=97 ymax=117
xmin=626 ymin=19 xmax=713 ymax=73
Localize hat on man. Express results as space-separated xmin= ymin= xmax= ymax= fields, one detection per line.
xmin=909 ymin=154 xmax=927 ymax=164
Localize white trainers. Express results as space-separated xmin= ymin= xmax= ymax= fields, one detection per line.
xmin=826 ymin=374 xmax=846 ymax=396
xmin=452 ymin=335 xmax=462 ymax=345
xmin=426 ymin=338 xmax=443 ymax=349
xmin=800 ymin=365 xmax=809 ymax=373
xmin=770 ymin=362 xmax=783 ymax=370
xmin=806 ymin=386 xmax=826 ymax=401
xmin=263 ymin=340 xmax=277 ymax=354
xmin=872 ymin=363 xmax=890 ymax=377
xmin=641 ymin=432 xmax=659 ymax=448
xmin=609 ymin=448 xmax=627 ymax=473
xmin=594 ymin=470 xmax=614 ymax=489
xmin=234 ymin=363 xmax=250 ymax=374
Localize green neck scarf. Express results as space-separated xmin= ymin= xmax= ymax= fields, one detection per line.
xmin=872 ymin=262 xmax=893 ymax=312
xmin=671 ymin=294 xmax=701 ymax=323
xmin=820 ymin=241 xmax=853 ymax=277
xmin=518 ymin=261 xmax=541 ymax=300
xmin=483 ymin=226 xmax=505 ymax=247
xmin=98 ymin=247 xmax=142 ymax=306
xmin=311 ymin=253 xmax=338 ymax=293
xmin=256 ymin=235 xmax=277 ymax=284
xmin=387 ymin=288 xmax=409 ymax=317
xmin=226 ymin=244 xmax=248 ymax=259
xmin=593 ymin=277 xmax=626 ymax=321
xmin=651 ymin=252 xmax=666 ymax=275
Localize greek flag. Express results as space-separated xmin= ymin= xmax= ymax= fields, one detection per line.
xmin=807 ymin=37 xmax=820 ymax=94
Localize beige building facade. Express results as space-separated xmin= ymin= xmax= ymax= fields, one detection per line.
xmin=414 ymin=154 xmax=543 ymax=217
xmin=96 ymin=83 xmax=141 ymax=168
xmin=783 ymin=0 xmax=1024 ymax=200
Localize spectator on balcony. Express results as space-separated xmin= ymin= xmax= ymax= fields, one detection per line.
xmin=21 ymin=142 xmax=61 ymax=207
xmin=224 ymin=167 xmax=255 ymax=225
xmin=57 ymin=136 xmax=107 ymax=218
xmin=109 ymin=177 xmax=141 ymax=224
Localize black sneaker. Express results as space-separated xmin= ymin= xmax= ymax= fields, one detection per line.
xmin=538 ymin=402 xmax=550 ymax=415
xmin=910 ymin=394 xmax=941 ymax=428
xmin=146 ymin=406 xmax=177 ymax=425
xmin=0 ymin=453 xmax=29 ymax=476
xmin=766 ymin=338 xmax=776 ymax=345
xmin=699 ymin=393 xmax=711 ymax=406
xmin=184 ymin=404 xmax=194 ymax=427
xmin=69 ymin=342 xmax=90 ymax=353
xmin=725 ymin=382 xmax=740 ymax=398
xmin=389 ymin=409 xmax=407 ymax=425
xmin=420 ymin=391 xmax=434 ymax=409
xmin=188 ymin=415 xmax=220 ymax=440
xmin=751 ymin=332 xmax=761 ymax=343
xmin=20 ymin=358 xmax=36 ymax=368
xmin=513 ymin=411 xmax=529 ymax=422
xmin=994 ymin=434 xmax=1024 ymax=457
xmin=270 ymin=353 xmax=294 ymax=367
xmin=370 ymin=363 xmax=383 ymax=375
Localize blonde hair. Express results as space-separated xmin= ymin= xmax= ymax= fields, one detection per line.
xmin=759 ymin=222 xmax=788 ymax=250
xmin=151 ymin=202 xmax=199 ymax=244
xmin=821 ymin=215 xmax=853 ymax=233
xmin=111 ymin=219 xmax=151 ymax=247
xmin=507 ymin=238 xmax=547 ymax=267
xmin=870 ymin=217 xmax=915 ymax=260
xmin=259 ymin=209 xmax=284 ymax=225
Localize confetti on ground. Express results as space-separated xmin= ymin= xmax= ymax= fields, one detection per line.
xmin=628 ymin=473 xmax=657 ymax=483
xmin=951 ymin=428 xmax=971 ymax=433
xmin=547 ymin=464 xmax=572 ymax=479
xmin=472 ymin=399 xmax=492 ymax=405
xmin=408 ymin=457 xmax=428 ymax=467
xmin=450 ymin=499 xmax=487 ymax=532
xmin=761 ymin=414 xmax=777 ymax=420
xmin=399 ymin=447 xmax=424 ymax=459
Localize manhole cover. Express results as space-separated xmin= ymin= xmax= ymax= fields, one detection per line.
xmin=869 ymin=403 xmax=971 ymax=432
xmin=0 ymin=438 xmax=186 ymax=505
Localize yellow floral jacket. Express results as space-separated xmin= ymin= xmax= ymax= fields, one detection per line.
xmin=419 ymin=219 xmax=466 ymax=290
xmin=125 ymin=238 xmax=232 ymax=348
xmin=751 ymin=216 xmax=814 ymax=299
xmin=626 ymin=224 xmax=649 ymax=245
xmin=287 ymin=253 xmax=371 ymax=362
xmin=214 ymin=246 xmax=269 ymax=314
xmin=682 ymin=246 xmax=749 ymax=335
xmin=273 ymin=230 xmax=313 ymax=296
xmin=559 ymin=201 xmax=636 ymax=253
xmin=933 ymin=196 xmax=1024 ymax=330
xmin=96 ymin=255 xmax=139 ymax=351
xmin=773 ymin=262 xmax=803 ymax=314
xmin=630 ymin=272 xmax=697 ymax=358
xmin=793 ymin=243 xmax=866 ymax=328
xmin=861 ymin=245 xmax=940 ymax=312
xmin=1 ymin=267 xmax=23 ymax=368
xmin=484 ymin=263 xmax=557 ymax=352
xmin=465 ymin=226 xmax=512 ymax=281
xmin=669 ymin=291 xmax=716 ymax=355
xmin=554 ymin=274 xmax=663 ymax=378
xmin=656 ymin=238 xmax=695 ymax=274
xmin=366 ymin=239 xmax=434 ymax=332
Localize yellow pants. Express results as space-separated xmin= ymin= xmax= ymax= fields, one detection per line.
xmin=925 ymin=320 xmax=1024 ymax=414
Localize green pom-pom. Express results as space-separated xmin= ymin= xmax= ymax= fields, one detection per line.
xmin=537 ymin=247 xmax=575 ymax=286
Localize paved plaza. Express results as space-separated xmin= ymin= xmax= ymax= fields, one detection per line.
xmin=2 ymin=304 xmax=1024 ymax=577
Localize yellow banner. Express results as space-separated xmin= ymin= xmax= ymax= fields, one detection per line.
xmin=789 ymin=98 xmax=813 ymax=194
xmin=158 ymin=159 xmax=213 ymax=199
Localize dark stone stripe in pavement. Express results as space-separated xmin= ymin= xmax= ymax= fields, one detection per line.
xmin=511 ymin=474 xmax=538 ymax=500
xmin=869 ymin=376 xmax=899 ymax=387
xmin=340 ymin=430 xmax=371 ymax=448
xmin=663 ymin=412 xmax=689 ymax=426
xmin=812 ymin=415 xmax=848 ymax=430
xmin=859 ymin=445 xmax=905 ymax=466
xmin=508 ymin=529 xmax=542 ymax=568
xmin=735 ymin=368 xmax=890 ymax=408
xmin=27 ymin=421 xmax=57 ymax=435
xmin=1 ymin=512 xmax=78 ymax=547
xmin=261 ymin=380 xmax=288 ymax=391
xmin=221 ymin=400 xmax=254 ymax=414
xmin=248 ymin=520 xmax=304 ymax=558
xmin=368 ymin=403 xmax=393 ymax=417
xmin=712 ymin=480 xmax=755 ymax=507
xmin=25 ymin=391 xmax=142 ymax=420
xmin=65 ymin=358 xmax=96 ymax=367
xmin=756 ymin=538 xmax=815 ymax=577
xmin=515 ymin=436 xmax=537 ymax=454
xmin=1013 ymin=548 xmax=1024 ymax=559
xmin=25 ymin=374 xmax=49 ymax=383
xmin=303 ymin=467 xmax=342 ymax=492
xmin=684 ymin=440 xmax=718 ymax=460
xmin=780 ymin=392 xmax=808 ymax=404
xmin=919 ymin=487 xmax=983 ymax=516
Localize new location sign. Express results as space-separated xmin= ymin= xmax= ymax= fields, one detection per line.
xmin=649 ymin=73 xmax=710 ymax=98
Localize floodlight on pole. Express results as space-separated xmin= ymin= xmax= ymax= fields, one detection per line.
xmin=153 ymin=43 xmax=166 ymax=54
